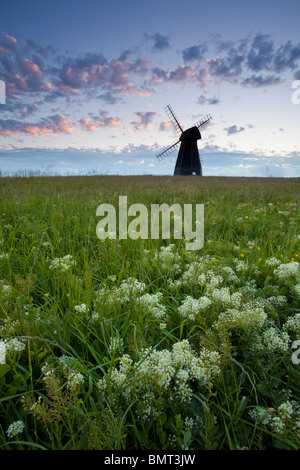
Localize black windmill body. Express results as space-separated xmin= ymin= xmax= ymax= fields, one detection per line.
xmin=156 ymin=105 xmax=212 ymax=175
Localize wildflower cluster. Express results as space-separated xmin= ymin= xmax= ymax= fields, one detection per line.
xmin=250 ymin=399 xmax=300 ymax=438
xmin=135 ymin=292 xmax=167 ymax=321
xmin=274 ymin=261 xmax=300 ymax=283
xmin=147 ymin=244 xmax=182 ymax=275
xmin=6 ymin=420 xmax=25 ymax=438
xmin=42 ymin=356 xmax=85 ymax=392
xmin=0 ymin=283 xmax=12 ymax=297
xmin=49 ymin=254 xmax=76 ymax=272
xmin=96 ymin=277 xmax=146 ymax=308
xmin=98 ymin=340 xmax=221 ymax=421
xmin=4 ymin=337 xmax=26 ymax=354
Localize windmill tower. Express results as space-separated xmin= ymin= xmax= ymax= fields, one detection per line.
xmin=156 ymin=105 xmax=212 ymax=175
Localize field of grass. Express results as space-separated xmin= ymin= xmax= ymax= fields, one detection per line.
xmin=0 ymin=174 xmax=299 ymax=450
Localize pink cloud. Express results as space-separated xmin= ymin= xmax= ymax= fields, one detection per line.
xmin=79 ymin=113 xmax=122 ymax=132
xmin=131 ymin=112 xmax=157 ymax=131
xmin=19 ymin=58 xmax=42 ymax=75
xmin=159 ymin=121 xmax=173 ymax=132
xmin=2 ymin=33 xmax=17 ymax=44
xmin=168 ymin=65 xmax=196 ymax=82
xmin=0 ymin=45 xmax=9 ymax=54
xmin=0 ymin=115 xmax=74 ymax=137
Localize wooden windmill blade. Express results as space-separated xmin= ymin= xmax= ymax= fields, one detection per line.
xmin=164 ymin=105 xmax=184 ymax=134
xmin=156 ymin=139 xmax=181 ymax=161
xmin=196 ymin=113 xmax=212 ymax=129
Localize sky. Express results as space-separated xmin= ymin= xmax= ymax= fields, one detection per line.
xmin=0 ymin=0 xmax=300 ymax=177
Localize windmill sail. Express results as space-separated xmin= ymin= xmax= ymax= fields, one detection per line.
xmin=156 ymin=140 xmax=180 ymax=161
xmin=164 ymin=105 xmax=184 ymax=134
xmin=196 ymin=114 xmax=212 ymax=129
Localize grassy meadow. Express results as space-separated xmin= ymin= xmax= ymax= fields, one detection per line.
xmin=0 ymin=174 xmax=299 ymax=450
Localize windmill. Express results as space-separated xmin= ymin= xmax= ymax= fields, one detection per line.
xmin=156 ymin=105 xmax=212 ymax=175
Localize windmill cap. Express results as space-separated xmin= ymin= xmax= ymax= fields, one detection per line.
xmin=180 ymin=126 xmax=201 ymax=141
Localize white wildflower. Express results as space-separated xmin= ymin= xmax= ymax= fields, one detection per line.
xmin=260 ymin=327 xmax=290 ymax=353
xmin=274 ymin=261 xmax=299 ymax=282
xmin=4 ymin=338 xmax=26 ymax=353
xmin=136 ymin=292 xmax=167 ymax=320
xmin=266 ymin=295 xmax=287 ymax=307
xmin=234 ymin=260 xmax=248 ymax=273
xmin=108 ymin=336 xmax=124 ymax=354
xmin=97 ymin=277 xmax=146 ymax=307
xmin=283 ymin=314 xmax=300 ymax=337
xmin=178 ymin=296 xmax=206 ymax=321
xmin=152 ymin=244 xmax=182 ymax=275
xmin=293 ymin=284 xmax=300 ymax=298
xmin=98 ymin=340 xmax=221 ymax=418
xmin=66 ymin=371 xmax=85 ymax=390
xmin=215 ymin=302 xmax=267 ymax=333
xmin=6 ymin=420 xmax=25 ymax=438
xmin=265 ymin=257 xmax=281 ymax=267
xmin=49 ymin=254 xmax=76 ymax=272
xmin=74 ymin=303 xmax=87 ymax=314
xmin=205 ymin=270 xmax=223 ymax=291
xmin=0 ymin=340 xmax=6 ymax=364
xmin=0 ymin=284 xmax=11 ymax=296
xmin=211 ymin=287 xmax=242 ymax=308
xmin=250 ymin=400 xmax=300 ymax=437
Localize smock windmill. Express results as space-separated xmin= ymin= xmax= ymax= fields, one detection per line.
xmin=156 ymin=105 xmax=212 ymax=175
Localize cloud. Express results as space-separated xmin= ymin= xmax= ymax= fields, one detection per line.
xmin=145 ymin=33 xmax=171 ymax=51
xmin=182 ymin=44 xmax=207 ymax=63
xmin=79 ymin=112 xmax=122 ymax=132
xmin=131 ymin=111 xmax=157 ymax=131
xmin=3 ymin=29 xmax=300 ymax=113
xmin=97 ymin=91 xmax=122 ymax=105
xmin=0 ymin=114 xmax=74 ymax=137
xmin=0 ymin=35 xmax=152 ymax=100
xmin=159 ymin=121 xmax=173 ymax=132
xmin=224 ymin=125 xmax=245 ymax=136
xmin=152 ymin=33 xmax=171 ymax=51
xmin=0 ymin=146 xmax=298 ymax=178
xmin=198 ymin=94 xmax=221 ymax=105
xmin=273 ymin=40 xmax=300 ymax=72
xmin=0 ymin=32 xmax=17 ymax=52
xmin=152 ymin=65 xmax=196 ymax=84
xmin=242 ymin=74 xmax=281 ymax=87
xmin=53 ymin=53 xmax=151 ymax=97
xmin=205 ymin=53 xmax=245 ymax=79
xmin=246 ymin=34 xmax=274 ymax=72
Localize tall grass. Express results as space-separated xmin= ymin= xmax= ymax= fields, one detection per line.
xmin=0 ymin=175 xmax=299 ymax=450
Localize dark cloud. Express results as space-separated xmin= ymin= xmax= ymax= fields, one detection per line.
xmin=149 ymin=33 xmax=171 ymax=51
xmin=246 ymin=34 xmax=274 ymax=72
xmin=224 ymin=125 xmax=245 ymax=136
xmin=242 ymin=74 xmax=281 ymax=87
xmin=198 ymin=94 xmax=221 ymax=105
xmin=97 ymin=91 xmax=122 ymax=105
xmin=273 ymin=40 xmax=300 ymax=72
xmin=205 ymin=53 xmax=245 ymax=79
xmin=294 ymin=70 xmax=300 ymax=79
xmin=182 ymin=44 xmax=207 ymax=63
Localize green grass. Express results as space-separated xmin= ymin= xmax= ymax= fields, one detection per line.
xmin=0 ymin=174 xmax=299 ymax=450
